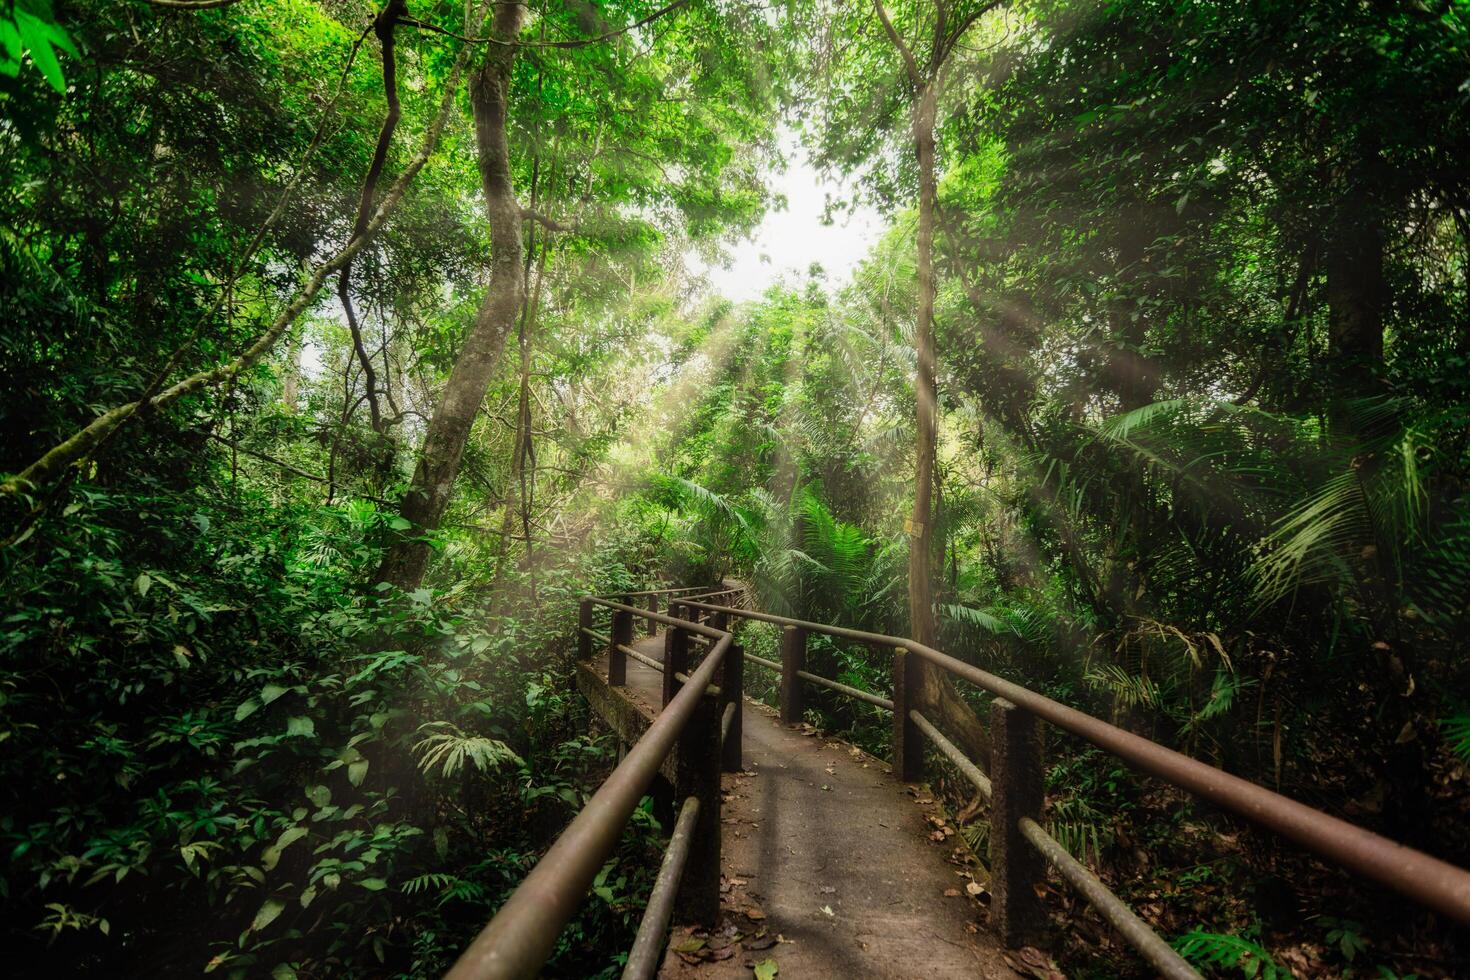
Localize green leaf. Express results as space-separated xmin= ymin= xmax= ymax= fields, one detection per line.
xmin=262 ymin=827 xmax=309 ymax=871
xmin=754 ymin=958 xmax=779 ymax=980
xmin=134 ymin=571 xmax=152 ymax=597
xmin=261 ymin=683 xmax=288 ymax=705
xmin=285 ymin=716 xmax=315 ymax=738
xmin=0 ymin=20 xmax=24 ymax=63
xmin=306 ymin=784 xmax=331 ymax=808
xmin=388 ymin=516 xmax=412 ymax=530
xmin=235 ymin=698 xmax=260 ymax=722
xmin=251 ymin=897 xmax=286 ymax=932
xmin=16 ymin=11 xmax=64 ymax=92
xmin=347 ymin=758 xmax=369 ymax=787
xmin=359 ymin=877 xmax=388 ymax=891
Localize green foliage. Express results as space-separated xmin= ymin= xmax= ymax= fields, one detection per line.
xmin=1172 ymin=928 xmax=1290 ymax=979
xmin=0 ymin=0 xmax=77 ymax=93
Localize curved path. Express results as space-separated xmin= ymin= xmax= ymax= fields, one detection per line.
xmin=597 ymin=634 xmax=1018 ymax=979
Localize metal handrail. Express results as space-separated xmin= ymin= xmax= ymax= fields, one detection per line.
xmin=676 ymin=598 xmax=1470 ymax=927
xmin=446 ymin=610 xmax=734 ymax=979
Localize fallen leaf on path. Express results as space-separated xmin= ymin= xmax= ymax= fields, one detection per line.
xmin=753 ymin=958 xmax=778 ymax=980
xmin=944 ymin=888 xmax=961 ymax=897
xmin=744 ymin=904 xmax=766 ymax=920
xmin=820 ymin=905 xmax=834 ymax=917
xmin=1003 ymin=946 xmax=1064 ymax=980
xmin=966 ymin=881 xmax=984 ymax=897
xmin=673 ymin=938 xmax=706 ymax=953
xmin=745 ymin=932 xmax=777 ymax=951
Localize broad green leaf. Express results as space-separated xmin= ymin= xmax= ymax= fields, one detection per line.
xmin=251 ymin=896 xmax=286 ymax=932
xmin=754 ymin=958 xmax=778 ymax=980
xmin=285 ymin=716 xmax=315 ymax=738
xmin=0 ymin=21 xmax=23 ymax=63
xmin=261 ymin=683 xmax=288 ymax=705
xmin=15 ymin=11 xmax=63 ymax=92
xmin=134 ymin=571 xmax=151 ymax=597
xmin=235 ymin=698 xmax=260 ymax=722
xmin=359 ymin=877 xmax=388 ymax=891
xmin=262 ymin=827 xmax=309 ymax=871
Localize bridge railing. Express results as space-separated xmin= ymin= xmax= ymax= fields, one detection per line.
xmin=675 ymin=599 xmax=1470 ymax=980
xmin=446 ymin=588 xmax=742 ymax=980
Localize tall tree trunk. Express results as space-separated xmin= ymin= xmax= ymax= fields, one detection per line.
xmin=376 ymin=2 xmax=527 ymax=590
xmin=1325 ymin=158 xmax=1386 ymax=417
xmin=907 ymin=84 xmax=992 ymax=769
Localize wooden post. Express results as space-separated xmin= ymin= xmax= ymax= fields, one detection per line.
xmin=891 ymin=646 xmax=923 ymax=782
xmin=663 ymin=625 xmax=689 ymax=708
xmin=646 ymin=592 xmax=659 ymax=636
xmin=577 ymin=598 xmax=592 ymax=660
xmin=991 ymin=698 xmax=1046 ymax=948
xmin=721 ymin=644 xmax=743 ymax=771
xmin=673 ymin=681 xmax=721 ymax=925
xmin=779 ymin=626 xmax=806 ymax=724
xmin=608 ymin=608 xmax=632 ymax=687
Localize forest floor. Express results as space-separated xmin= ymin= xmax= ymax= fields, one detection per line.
xmin=600 ymin=635 xmax=1018 ymax=979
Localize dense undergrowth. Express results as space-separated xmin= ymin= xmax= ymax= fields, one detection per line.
xmin=1 ymin=455 xmax=673 ymax=977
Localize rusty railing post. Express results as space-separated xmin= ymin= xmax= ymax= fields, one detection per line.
xmin=577 ymin=598 xmax=592 ymax=660
xmin=891 ymin=645 xmax=923 ymax=782
xmin=721 ymin=643 xmax=743 ymax=771
xmin=779 ymin=625 xmax=806 ymax=724
xmin=991 ymin=697 xmax=1046 ymax=948
xmin=663 ymin=624 xmax=690 ymax=708
xmin=608 ymin=608 xmax=632 ymax=687
xmin=673 ymin=676 xmax=721 ymax=926
xmin=646 ymin=592 xmax=659 ymax=636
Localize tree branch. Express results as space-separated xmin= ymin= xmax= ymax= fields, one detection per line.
xmin=396 ymin=0 xmax=690 ymax=49
xmin=872 ymin=0 xmax=923 ymax=90
xmin=520 ymin=208 xmax=573 ymax=232
xmin=337 ymin=0 xmax=409 ymax=436
xmin=0 ymin=7 xmax=486 ymax=501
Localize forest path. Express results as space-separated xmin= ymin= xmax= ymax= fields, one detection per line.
xmin=606 ymin=633 xmax=1018 ymax=979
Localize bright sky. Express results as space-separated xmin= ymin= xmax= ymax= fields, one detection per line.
xmin=690 ymin=132 xmax=885 ymax=303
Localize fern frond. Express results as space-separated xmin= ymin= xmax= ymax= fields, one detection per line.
xmin=412 ymin=722 xmax=521 ymax=780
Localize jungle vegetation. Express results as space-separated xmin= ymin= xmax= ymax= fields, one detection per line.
xmin=2 ymin=0 xmax=1469 ymax=976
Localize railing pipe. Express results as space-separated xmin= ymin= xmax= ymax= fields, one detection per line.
xmin=445 ymin=633 xmax=733 ymax=980
xmin=1018 ymin=816 xmax=1199 ymax=979
xmin=675 ymin=599 xmax=1470 ymax=927
xmin=622 ymin=797 xmax=701 ymax=980
xmin=911 ymin=709 xmax=991 ymax=798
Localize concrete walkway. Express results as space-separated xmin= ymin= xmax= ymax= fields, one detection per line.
xmin=597 ymin=634 xmax=1017 ymax=979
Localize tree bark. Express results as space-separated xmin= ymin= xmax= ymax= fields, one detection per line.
xmin=907 ymin=81 xmax=992 ymax=769
xmin=376 ymin=2 xmax=528 ymax=590
xmin=1325 ymin=154 xmax=1386 ymax=418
